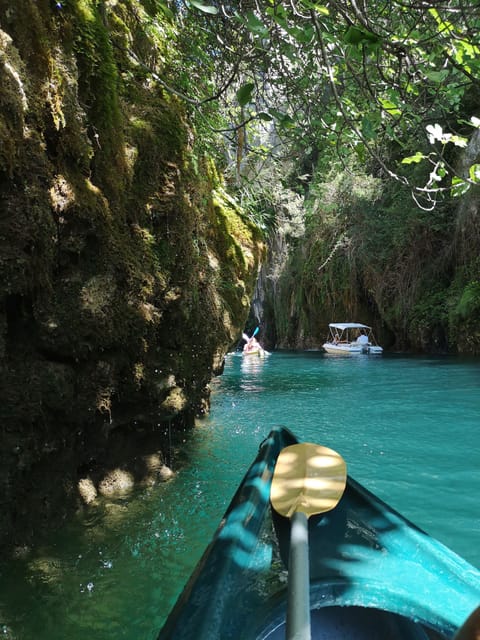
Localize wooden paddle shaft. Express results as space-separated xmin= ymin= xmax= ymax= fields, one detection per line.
xmin=287 ymin=511 xmax=311 ymax=640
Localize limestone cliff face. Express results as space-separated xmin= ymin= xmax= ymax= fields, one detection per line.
xmin=0 ymin=1 xmax=263 ymax=549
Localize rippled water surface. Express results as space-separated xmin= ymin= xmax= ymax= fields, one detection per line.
xmin=0 ymin=351 xmax=479 ymax=639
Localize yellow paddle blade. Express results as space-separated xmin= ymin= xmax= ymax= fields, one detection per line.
xmin=270 ymin=443 xmax=347 ymax=519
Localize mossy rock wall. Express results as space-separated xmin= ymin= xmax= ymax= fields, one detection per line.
xmin=0 ymin=1 xmax=263 ymax=550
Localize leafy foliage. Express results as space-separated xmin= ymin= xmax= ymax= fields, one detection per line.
xmin=455 ymin=281 xmax=480 ymax=320
xmin=145 ymin=0 xmax=480 ymax=208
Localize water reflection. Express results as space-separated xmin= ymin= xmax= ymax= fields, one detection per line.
xmin=241 ymin=353 xmax=266 ymax=373
xmin=239 ymin=352 xmax=268 ymax=394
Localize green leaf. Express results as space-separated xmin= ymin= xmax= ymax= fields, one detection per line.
xmin=354 ymin=142 xmax=366 ymax=163
xmin=157 ymin=2 xmax=174 ymax=20
xmin=245 ymin=11 xmax=269 ymax=37
xmin=236 ymin=82 xmax=255 ymax=107
xmin=361 ymin=117 xmax=376 ymax=140
xmin=344 ymin=26 xmax=363 ymax=45
xmin=266 ymin=6 xmax=288 ymax=29
xmin=457 ymin=39 xmax=477 ymax=60
xmin=450 ymin=134 xmax=468 ymax=148
xmin=188 ymin=0 xmax=218 ymax=14
xmin=425 ymin=70 xmax=449 ymax=83
xmin=428 ymin=7 xmax=454 ymax=33
xmin=269 ymin=108 xmax=295 ymax=128
xmin=451 ymin=176 xmax=470 ymax=197
xmin=344 ymin=25 xmax=380 ymax=47
xmin=288 ymin=25 xmax=314 ymax=44
xmin=299 ymin=0 xmax=329 ymax=14
xmin=257 ymin=111 xmax=273 ymax=121
xmin=379 ymin=98 xmax=401 ymax=117
xmin=437 ymin=165 xmax=447 ymax=179
xmin=469 ymin=164 xmax=480 ymax=183
xmin=402 ymin=152 xmax=426 ymax=164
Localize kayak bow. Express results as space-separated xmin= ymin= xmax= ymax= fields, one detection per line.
xmin=158 ymin=427 xmax=480 ymax=640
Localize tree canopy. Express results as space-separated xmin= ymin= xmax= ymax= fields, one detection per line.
xmin=140 ymin=1 xmax=480 ymax=207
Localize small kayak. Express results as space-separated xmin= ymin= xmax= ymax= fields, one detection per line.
xmin=243 ymin=348 xmax=268 ymax=357
xmin=157 ymin=427 xmax=480 ymax=640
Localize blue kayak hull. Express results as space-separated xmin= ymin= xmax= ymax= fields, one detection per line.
xmin=158 ymin=427 xmax=480 ymax=639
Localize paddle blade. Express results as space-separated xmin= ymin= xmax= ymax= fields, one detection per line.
xmin=271 ymin=443 xmax=347 ymax=519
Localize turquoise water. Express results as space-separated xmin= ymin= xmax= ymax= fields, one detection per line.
xmin=0 ymin=351 xmax=479 ymax=639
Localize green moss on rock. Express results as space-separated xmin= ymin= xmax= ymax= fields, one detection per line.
xmin=0 ymin=0 xmax=264 ymax=552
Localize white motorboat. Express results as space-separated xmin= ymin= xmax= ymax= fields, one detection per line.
xmin=322 ymin=322 xmax=383 ymax=355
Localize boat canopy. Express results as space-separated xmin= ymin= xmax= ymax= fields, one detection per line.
xmin=328 ymin=323 xmax=371 ymax=330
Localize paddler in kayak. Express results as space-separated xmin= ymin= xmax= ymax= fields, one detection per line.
xmin=243 ymin=334 xmax=261 ymax=354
